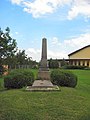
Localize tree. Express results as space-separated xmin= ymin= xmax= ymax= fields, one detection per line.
xmin=0 ymin=27 xmax=17 ymax=64
xmin=0 ymin=27 xmax=17 ymax=75
xmin=16 ymin=50 xmax=38 ymax=67
xmin=16 ymin=50 xmax=27 ymax=65
xmin=61 ymin=58 xmax=67 ymax=67
xmin=5 ymin=49 xmax=38 ymax=69
xmin=49 ymin=58 xmax=59 ymax=68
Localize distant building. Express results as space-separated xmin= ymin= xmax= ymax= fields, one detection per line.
xmin=68 ymin=45 xmax=90 ymax=67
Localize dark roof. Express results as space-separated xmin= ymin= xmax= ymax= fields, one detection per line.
xmin=68 ymin=45 xmax=90 ymax=56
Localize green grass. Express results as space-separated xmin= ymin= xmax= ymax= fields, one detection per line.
xmin=0 ymin=69 xmax=90 ymax=120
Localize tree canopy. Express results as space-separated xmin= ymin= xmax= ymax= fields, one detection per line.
xmin=0 ymin=27 xmax=17 ymax=64
xmin=48 ymin=58 xmax=59 ymax=68
xmin=0 ymin=27 xmax=38 ymax=72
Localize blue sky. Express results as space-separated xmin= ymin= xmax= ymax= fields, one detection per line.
xmin=0 ymin=0 xmax=90 ymax=61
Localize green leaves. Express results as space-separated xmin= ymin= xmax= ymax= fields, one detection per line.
xmin=0 ymin=27 xmax=17 ymax=64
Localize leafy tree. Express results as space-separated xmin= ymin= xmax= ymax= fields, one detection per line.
xmin=0 ymin=27 xmax=17 ymax=64
xmin=0 ymin=27 xmax=17 ymax=75
xmin=61 ymin=58 xmax=67 ymax=67
xmin=4 ymin=49 xmax=38 ymax=69
xmin=49 ymin=58 xmax=59 ymax=68
xmin=16 ymin=50 xmax=27 ymax=65
xmin=16 ymin=50 xmax=38 ymax=67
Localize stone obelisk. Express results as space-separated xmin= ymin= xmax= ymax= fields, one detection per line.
xmin=39 ymin=38 xmax=49 ymax=71
xmin=38 ymin=38 xmax=50 ymax=80
xmin=26 ymin=38 xmax=60 ymax=90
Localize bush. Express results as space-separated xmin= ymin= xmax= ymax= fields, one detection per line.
xmin=51 ymin=69 xmax=77 ymax=88
xmin=4 ymin=69 xmax=34 ymax=89
xmin=63 ymin=65 xmax=86 ymax=69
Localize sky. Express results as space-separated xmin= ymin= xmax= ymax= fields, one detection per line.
xmin=0 ymin=0 xmax=90 ymax=61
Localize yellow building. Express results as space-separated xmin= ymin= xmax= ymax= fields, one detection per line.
xmin=68 ymin=45 xmax=90 ymax=67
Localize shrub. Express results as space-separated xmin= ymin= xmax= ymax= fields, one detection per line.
xmin=63 ymin=65 xmax=86 ymax=69
xmin=4 ymin=69 xmax=34 ymax=89
xmin=51 ymin=69 xmax=77 ymax=88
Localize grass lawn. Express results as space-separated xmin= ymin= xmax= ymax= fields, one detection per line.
xmin=0 ymin=69 xmax=90 ymax=120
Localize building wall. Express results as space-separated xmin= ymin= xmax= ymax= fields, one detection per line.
xmin=69 ymin=60 xmax=90 ymax=67
xmin=69 ymin=46 xmax=90 ymax=67
xmin=69 ymin=47 xmax=90 ymax=59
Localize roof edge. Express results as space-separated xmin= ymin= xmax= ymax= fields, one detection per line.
xmin=68 ymin=45 xmax=90 ymax=56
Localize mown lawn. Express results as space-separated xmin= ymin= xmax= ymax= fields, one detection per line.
xmin=0 ymin=69 xmax=90 ymax=120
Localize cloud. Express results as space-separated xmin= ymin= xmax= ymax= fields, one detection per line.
xmin=10 ymin=0 xmax=72 ymax=18
xmin=10 ymin=0 xmax=24 ymax=5
xmin=51 ymin=37 xmax=61 ymax=45
xmin=25 ymin=47 xmax=67 ymax=62
xmin=25 ymin=33 xmax=90 ymax=61
xmin=49 ymin=33 xmax=90 ymax=59
xmin=23 ymin=0 xmax=69 ymax=18
xmin=26 ymin=48 xmax=41 ymax=61
xmin=10 ymin=0 xmax=90 ymax=19
xmin=67 ymin=0 xmax=90 ymax=20
xmin=15 ymin=32 xmax=19 ymax=35
xmin=64 ymin=33 xmax=90 ymax=50
xmin=48 ymin=50 xmax=67 ymax=59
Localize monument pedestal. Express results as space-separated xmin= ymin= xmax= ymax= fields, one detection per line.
xmin=38 ymin=71 xmax=50 ymax=80
xmin=26 ymin=80 xmax=59 ymax=91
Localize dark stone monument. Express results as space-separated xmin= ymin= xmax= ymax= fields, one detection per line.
xmin=38 ymin=38 xmax=50 ymax=80
xmin=26 ymin=38 xmax=59 ymax=91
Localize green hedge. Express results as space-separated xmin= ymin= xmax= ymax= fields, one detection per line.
xmin=51 ymin=69 xmax=77 ymax=88
xmin=4 ymin=69 xmax=34 ymax=89
xmin=63 ymin=65 xmax=86 ymax=69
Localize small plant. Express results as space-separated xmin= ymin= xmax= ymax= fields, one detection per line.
xmin=4 ymin=69 xmax=34 ymax=89
xmin=51 ymin=69 xmax=77 ymax=88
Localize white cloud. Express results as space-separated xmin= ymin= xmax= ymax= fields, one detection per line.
xmin=10 ymin=0 xmax=23 ymax=5
xmin=64 ymin=33 xmax=90 ymax=50
xmin=25 ymin=33 xmax=90 ymax=61
xmin=47 ymin=50 xmax=67 ymax=59
xmin=67 ymin=0 xmax=90 ymax=20
xmin=51 ymin=33 xmax=90 ymax=50
xmin=25 ymin=47 xmax=67 ymax=62
xmin=26 ymin=48 xmax=41 ymax=61
xmin=23 ymin=0 xmax=54 ymax=18
xmin=51 ymin=37 xmax=61 ymax=45
xmin=10 ymin=0 xmax=90 ymax=19
xmin=49 ymin=33 xmax=90 ymax=59
xmin=15 ymin=32 xmax=19 ymax=35
xmin=10 ymin=0 xmax=72 ymax=18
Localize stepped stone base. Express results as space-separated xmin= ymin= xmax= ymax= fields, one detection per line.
xmin=26 ymin=80 xmax=60 ymax=91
